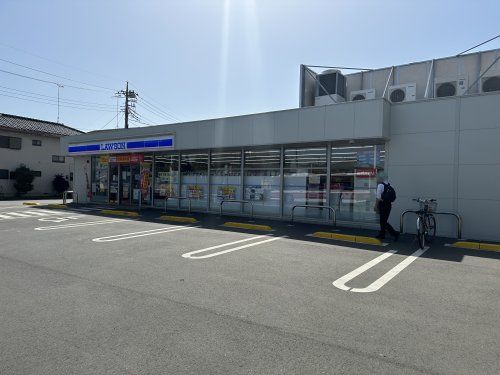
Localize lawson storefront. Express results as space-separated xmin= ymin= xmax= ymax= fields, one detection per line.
xmin=62 ymin=100 xmax=390 ymax=226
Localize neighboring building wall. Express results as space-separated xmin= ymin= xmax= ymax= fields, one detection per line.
xmin=387 ymin=92 xmax=500 ymax=241
xmin=0 ymin=130 xmax=74 ymax=198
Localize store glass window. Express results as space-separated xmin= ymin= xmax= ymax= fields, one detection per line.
xmin=154 ymin=152 xmax=179 ymax=209
xmin=330 ymin=144 xmax=385 ymax=223
xmin=91 ymin=155 xmax=109 ymax=203
xmin=243 ymin=148 xmax=281 ymax=217
xmin=139 ymin=154 xmax=154 ymax=205
xmin=283 ymin=146 xmax=328 ymax=219
xmin=180 ymin=152 xmax=208 ymax=210
xmin=209 ymin=150 xmax=241 ymax=212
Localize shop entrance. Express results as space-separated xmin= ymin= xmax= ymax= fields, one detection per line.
xmin=107 ymin=159 xmax=151 ymax=206
xmin=115 ymin=164 xmax=141 ymax=206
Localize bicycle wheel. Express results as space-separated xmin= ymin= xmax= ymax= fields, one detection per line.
xmin=416 ymin=216 xmax=425 ymax=249
xmin=425 ymin=214 xmax=436 ymax=243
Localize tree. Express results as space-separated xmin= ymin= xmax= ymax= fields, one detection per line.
xmin=53 ymin=174 xmax=69 ymax=195
xmin=13 ymin=165 xmax=34 ymax=196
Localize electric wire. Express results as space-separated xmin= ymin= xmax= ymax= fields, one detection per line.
xmin=0 ymin=92 xmax=116 ymax=112
xmin=0 ymin=68 xmax=105 ymax=91
xmin=0 ymin=85 xmax=115 ymax=109
xmin=456 ymin=34 xmax=500 ymax=56
xmin=0 ymin=42 xmax=119 ymax=83
xmin=139 ymin=95 xmax=181 ymax=121
xmin=0 ymin=57 xmax=116 ymax=91
xmin=136 ymin=100 xmax=175 ymax=122
xmin=100 ymin=112 xmax=123 ymax=130
xmin=129 ymin=82 xmax=183 ymax=121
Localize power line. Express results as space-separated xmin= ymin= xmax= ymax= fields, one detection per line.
xmin=140 ymin=95 xmax=181 ymax=122
xmin=456 ymin=34 xmax=500 ymax=56
xmin=0 ymin=68 xmax=104 ymax=91
xmin=0 ymin=89 xmax=115 ymax=110
xmin=136 ymin=100 xmax=175 ymax=122
xmin=0 ymin=85 xmax=115 ymax=108
xmin=140 ymin=96 xmax=182 ymax=121
xmin=0 ymin=92 xmax=116 ymax=112
xmin=129 ymin=82 xmax=183 ymax=121
xmin=100 ymin=112 xmax=123 ymax=130
xmin=0 ymin=41 xmax=119 ymax=83
xmin=0 ymin=57 xmax=116 ymax=91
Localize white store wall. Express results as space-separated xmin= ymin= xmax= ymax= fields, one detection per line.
xmin=65 ymin=91 xmax=500 ymax=242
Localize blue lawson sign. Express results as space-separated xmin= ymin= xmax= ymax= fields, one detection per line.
xmin=68 ymin=136 xmax=174 ymax=155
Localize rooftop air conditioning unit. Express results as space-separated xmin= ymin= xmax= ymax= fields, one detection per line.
xmin=314 ymin=69 xmax=346 ymax=106
xmin=388 ymin=83 xmax=416 ymax=103
xmin=350 ymin=89 xmax=376 ymax=101
xmin=434 ymin=77 xmax=468 ymax=98
xmin=481 ymin=71 xmax=500 ymax=93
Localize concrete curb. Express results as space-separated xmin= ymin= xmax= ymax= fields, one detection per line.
xmin=450 ymin=241 xmax=500 ymax=252
xmin=100 ymin=209 xmax=139 ymax=218
xmin=222 ymin=222 xmax=273 ymax=231
xmin=46 ymin=204 xmax=68 ymax=209
xmin=312 ymin=232 xmax=384 ymax=246
xmin=159 ymin=215 xmax=198 ymax=223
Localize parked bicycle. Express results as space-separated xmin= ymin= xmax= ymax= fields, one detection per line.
xmin=412 ymin=198 xmax=437 ymax=249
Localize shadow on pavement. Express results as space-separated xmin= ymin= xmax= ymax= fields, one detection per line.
xmin=34 ymin=203 xmax=500 ymax=263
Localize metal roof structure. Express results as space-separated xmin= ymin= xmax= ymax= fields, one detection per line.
xmin=0 ymin=113 xmax=84 ymax=137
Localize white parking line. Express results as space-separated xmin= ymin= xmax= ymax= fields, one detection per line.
xmin=5 ymin=212 xmax=32 ymax=217
xmin=92 ymin=225 xmax=197 ymax=242
xmin=182 ymin=235 xmax=284 ymax=259
xmin=35 ymin=219 xmax=128 ymax=231
xmin=332 ymin=247 xmax=429 ymax=293
xmin=23 ymin=210 xmax=54 ymax=216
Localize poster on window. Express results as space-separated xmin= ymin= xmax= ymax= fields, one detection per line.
xmin=217 ymin=186 xmax=236 ymax=201
xmin=140 ymin=163 xmax=151 ymax=201
xmin=245 ymin=186 xmax=264 ymax=201
xmin=187 ymin=185 xmax=203 ymax=199
xmin=158 ymin=184 xmax=176 ymax=197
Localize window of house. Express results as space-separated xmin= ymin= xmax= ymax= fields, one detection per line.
xmin=0 ymin=169 xmax=8 ymax=179
xmin=32 ymin=139 xmax=42 ymax=146
xmin=52 ymin=155 xmax=65 ymax=163
xmin=31 ymin=171 xmax=42 ymax=177
xmin=9 ymin=137 xmax=22 ymax=150
xmin=0 ymin=136 xmax=22 ymax=150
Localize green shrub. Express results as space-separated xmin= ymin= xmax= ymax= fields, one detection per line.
xmin=13 ymin=165 xmax=34 ymax=195
xmin=53 ymin=174 xmax=70 ymax=195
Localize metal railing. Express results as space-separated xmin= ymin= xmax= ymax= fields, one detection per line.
xmin=291 ymin=204 xmax=337 ymax=226
xmin=62 ymin=190 xmax=78 ymax=204
xmin=164 ymin=196 xmax=192 ymax=214
xmin=219 ymin=199 xmax=254 ymax=220
xmin=400 ymin=210 xmax=463 ymax=239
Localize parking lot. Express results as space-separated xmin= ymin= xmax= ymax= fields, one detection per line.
xmin=0 ymin=200 xmax=499 ymax=375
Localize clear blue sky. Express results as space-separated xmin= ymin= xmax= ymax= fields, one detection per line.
xmin=1 ymin=0 xmax=499 ymax=131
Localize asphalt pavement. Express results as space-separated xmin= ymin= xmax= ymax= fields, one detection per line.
xmin=0 ymin=199 xmax=498 ymax=375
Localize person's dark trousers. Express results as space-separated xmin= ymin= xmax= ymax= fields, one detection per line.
xmin=378 ymin=202 xmax=398 ymax=239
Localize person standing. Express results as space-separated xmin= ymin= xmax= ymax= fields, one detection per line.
xmin=375 ymin=173 xmax=399 ymax=241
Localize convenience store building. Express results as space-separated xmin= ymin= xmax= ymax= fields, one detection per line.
xmin=60 ymin=49 xmax=500 ymax=241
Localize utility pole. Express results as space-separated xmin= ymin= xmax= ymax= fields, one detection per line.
xmin=57 ymin=84 xmax=64 ymax=123
xmin=115 ymin=81 xmax=138 ymax=129
xmin=124 ymin=81 xmax=129 ymax=129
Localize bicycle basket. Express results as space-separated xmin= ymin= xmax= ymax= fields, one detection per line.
xmin=419 ymin=200 xmax=438 ymax=212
